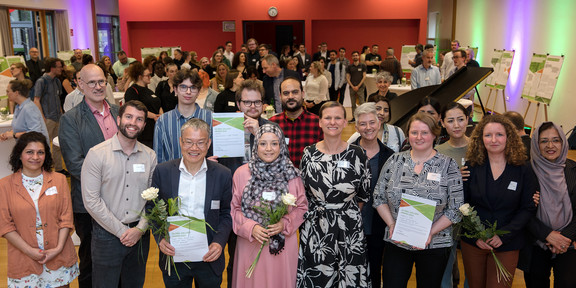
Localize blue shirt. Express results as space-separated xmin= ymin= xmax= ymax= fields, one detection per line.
xmin=153 ymin=103 xmax=213 ymax=163
xmin=410 ymin=64 xmax=441 ymax=89
xmin=13 ymin=98 xmax=49 ymax=141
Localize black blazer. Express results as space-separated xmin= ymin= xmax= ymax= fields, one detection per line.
xmin=297 ymin=53 xmax=312 ymax=71
xmin=149 ymin=159 xmax=232 ymax=275
xmin=262 ymin=68 xmax=301 ymax=107
xmin=463 ymin=161 xmax=538 ymax=251
xmin=352 ymin=137 xmax=394 ymax=236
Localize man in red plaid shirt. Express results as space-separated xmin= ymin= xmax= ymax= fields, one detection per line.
xmin=270 ymin=77 xmax=323 ymax=168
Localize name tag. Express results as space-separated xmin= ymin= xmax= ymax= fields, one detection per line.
xmin=228 ymin=101 xmax=235 ymax=107
xmin=427 ymin=172 xmax=441 ymax=182
xmin=358 ymin=68 xmax=362 ymax=71
xmin=337 ymin=161 xmax=350 ymax=168
xmin=133 ymin=164 xmax=145 ymax=173
xmin=211 ymin=200 xmax=220 ymax=209
xmin=508 ymin=181 xmax=517 ymax=191
xmin=45 ymin=186 xmax=58 ymax=196
xmin=252 ymin=59 xmax=257 ymax=62
xmin=262 ymin=191 xmax=276 ymax=201
xmin=425 ymin=77 xmax=430 ymax=81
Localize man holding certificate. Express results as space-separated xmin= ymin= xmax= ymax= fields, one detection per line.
xmin=151 ymin=118 xmax=233 ymax=287
xmin=373 ymin=113 xmax=463 ymax=288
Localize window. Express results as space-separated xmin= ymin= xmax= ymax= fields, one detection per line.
xmin=9 ymin=9 xmax=57 ymax=60
xmin=97 ymin=15 xmax=121 ymax=62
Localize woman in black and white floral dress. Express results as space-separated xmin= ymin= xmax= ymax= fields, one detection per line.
xmin=297 ymin=101 xmax=371 ymax=288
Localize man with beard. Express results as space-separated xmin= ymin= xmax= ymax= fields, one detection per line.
xmin=269 ymin=77 xmax=323 ymax=167
xmin=81 ymin=100 xmax=157 ymax=288
xmin=60 ymin=64 xmax=120 ymax=288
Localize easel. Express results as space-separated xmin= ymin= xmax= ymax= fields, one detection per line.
xmin=523 ymin=99 xmax=549 ymax=136
xmin=485 ymin=87 xmax=507 ymax=113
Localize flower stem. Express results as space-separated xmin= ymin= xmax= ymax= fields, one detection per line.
xmin=245 ymin=241 xmax=266 ymax=278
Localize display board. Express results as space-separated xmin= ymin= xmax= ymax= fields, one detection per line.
xmin=0 ymin=56 xmax=26 ymax=99
xmin=485 ymin=49 xmax=514 ymax=89
xmin=57 ymin=49 xmax=92 ymax=66
xmin=400 ymin=45 xmax=416 ymax=73
xmin=521 ymin=54 xmax=564 ymax=104
xmin=140 ymin=46 xmax=181 ymax=61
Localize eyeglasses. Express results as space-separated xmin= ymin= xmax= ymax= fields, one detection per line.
xmin=82 ymin=79 xmax=107 ymax=88
xmin=178 ymin=85 xmax=199 ymax=93
xmin=240 ymin=100 xmax=263 ymax=107
xmin=539 ymin=138 xmax=562 ymax=145
xmin=181 ymin=140 xmax=208 ymax=149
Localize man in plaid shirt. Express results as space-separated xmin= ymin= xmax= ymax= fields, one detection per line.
xmin=270 ymin=77 xmax=323 ymax=168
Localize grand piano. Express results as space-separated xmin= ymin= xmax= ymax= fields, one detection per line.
xmin=389 ymin=66 xmax=493 ymax=129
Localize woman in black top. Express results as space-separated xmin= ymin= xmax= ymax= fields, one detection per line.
xmin=368 ymin=71 xmax=398 ymax=101
xmin=124 ymin=61 xmax=162 ymax=148
xmin=155 ymin=63 xmax=178 ymax=112
xmin=214 ymin=70 xmax=242 ymax=113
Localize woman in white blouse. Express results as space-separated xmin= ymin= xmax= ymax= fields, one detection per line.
xmin=303 ymin=61 xmax=328 ymax=115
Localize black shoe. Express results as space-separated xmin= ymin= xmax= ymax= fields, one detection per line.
xmin=57 ymin=169 xmax=70 ymax=177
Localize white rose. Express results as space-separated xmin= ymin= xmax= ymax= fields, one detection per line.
xmin=459 ymin=203 xmax=471 ymax=216
xmin=141 ymin=187 xmax=159 ymax=201
xmin=281 ymin=193 xmax=297 ymax=207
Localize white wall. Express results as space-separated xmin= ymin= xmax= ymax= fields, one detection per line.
xmin=455 ymin=0 xmax=576 ymax=131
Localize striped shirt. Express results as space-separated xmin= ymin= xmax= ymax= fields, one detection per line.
xmin=373 ymin=151 xmax=463 ymax=249
xmin=153 ymin=103 xmax=212 ymax=163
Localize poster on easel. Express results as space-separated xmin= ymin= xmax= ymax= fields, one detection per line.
xmin=494 ymin=50 xmax=514 ymax=89
xmin=485 ymin=49 xmax=513 ymax=89
xmin=522 ymin=54 xmax=563 ymax=104
xmin=400 ymin=45 xmax=416 ymax=73
xmin=141 ymin=46 xmax=181 ymax=61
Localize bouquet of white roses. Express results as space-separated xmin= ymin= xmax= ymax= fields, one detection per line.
xmin=459 ymin=203 xmax=512 ymax=284
xmin=245 ymin=193 xmax=297 ymax=278
xmin=141 ymin=187 xmax=214 ymax=279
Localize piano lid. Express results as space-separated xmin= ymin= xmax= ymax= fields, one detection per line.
xmin=389 ymin=66 xmax=493 ymax=128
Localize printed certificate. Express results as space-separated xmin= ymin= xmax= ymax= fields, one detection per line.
xmin=212 ymin=113 xmax=245 ymax=158
xmin=391 ymin=193 xmax=437 ymax=249
xmin=168 ymin=216 xmax=209 ymax=262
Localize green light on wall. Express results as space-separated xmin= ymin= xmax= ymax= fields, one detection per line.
xmin=470 ymin=0 xmax=485 ymax=65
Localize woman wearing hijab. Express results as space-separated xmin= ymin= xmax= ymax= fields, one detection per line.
xmin=520 ymin=122 xmax=576 ymax=287
xmin=231 ymin=124 xmax=308 ymax=288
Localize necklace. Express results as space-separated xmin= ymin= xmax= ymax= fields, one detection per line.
xmin=411 ymin=150 xmax=434 ymax=165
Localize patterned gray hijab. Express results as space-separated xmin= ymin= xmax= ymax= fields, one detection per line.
xmin=241 ymin=124 xmax=300 ymax=223
xmin=530 ymin=122 xmax=572 ymax=249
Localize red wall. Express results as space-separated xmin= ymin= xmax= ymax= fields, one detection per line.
xmin=312 ymin=19 xmax=420 ymax=59
xmin=128 ymin=21 xmax=235 ymax=59
xmin=118 ymin=0 xmax=429 ymax=60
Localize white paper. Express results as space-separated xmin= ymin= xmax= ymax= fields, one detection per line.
xmin=392 ymin=193 xmax=437 ymax=249
xmin=168 ymin=216 xmax=209 ymax=262
xmin=212 ymin=113 xmax=246 ymax=158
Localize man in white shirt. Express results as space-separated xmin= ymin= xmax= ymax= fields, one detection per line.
xmin=150 ymin=118 xmax=232 ymax=287
xmin=224 ymin=41 xmax=234 ymax=64
xmin=440 ymin=40 xmax=460 ymax=81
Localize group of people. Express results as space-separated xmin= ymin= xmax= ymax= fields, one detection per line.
xmin=1 ymin=39 xmax=574 ymax=288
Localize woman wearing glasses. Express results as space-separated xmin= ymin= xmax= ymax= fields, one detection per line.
xmin=520 ymin=122 xmax=576 ymax=287
xmin=124 ymin=62 xmax=163 ymax=148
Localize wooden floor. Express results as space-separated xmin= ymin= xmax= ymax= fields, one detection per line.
xmin=1 ymin=107 xmax=566 ymax=287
